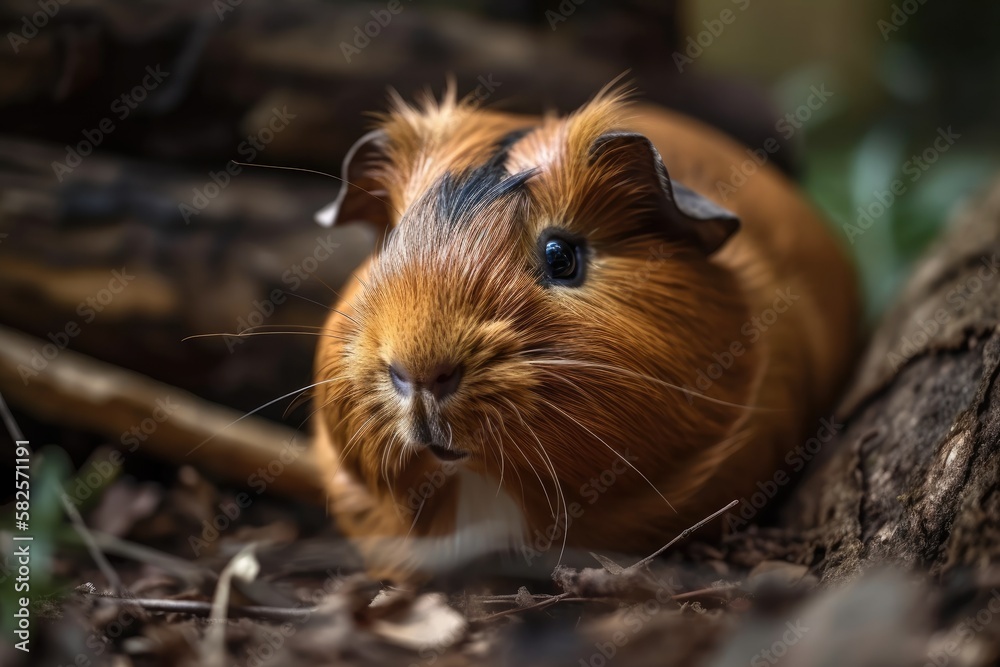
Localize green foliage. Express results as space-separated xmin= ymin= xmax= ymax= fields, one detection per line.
xmin=2 ymin=447 xmax=74 ymax=639
xmin=792 ymin=6 xmax=998 ymax=319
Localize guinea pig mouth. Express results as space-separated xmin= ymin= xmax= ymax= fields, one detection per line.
xmin=426 ymin=443 xmax=469 ymax=462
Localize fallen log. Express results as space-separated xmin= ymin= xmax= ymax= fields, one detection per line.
xmin=0 ymin=324 xmax=324 ymax=503
xmin=778 ymin=175 xmax=1000 ymax=584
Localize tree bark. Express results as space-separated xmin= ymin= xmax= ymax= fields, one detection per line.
xmin=779 ymin=176 xmax=1000 ymax=584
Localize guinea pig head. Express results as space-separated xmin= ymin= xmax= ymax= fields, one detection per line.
xmin=315 ymin=91 xmax=763 ymax=571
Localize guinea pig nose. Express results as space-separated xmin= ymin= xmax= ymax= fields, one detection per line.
xmin=389 ymin=362 xmax=462 ymax=400
xmin=389 ymin=363 xmax=415 ymax=397
xmin=427 ymin=362 xmax=462 ymax=399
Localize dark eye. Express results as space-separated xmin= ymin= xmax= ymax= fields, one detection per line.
xmin=540 ymin=234 xmax=585 ymax=286
xmin=545 ymin=239 xmax=576 ymax=277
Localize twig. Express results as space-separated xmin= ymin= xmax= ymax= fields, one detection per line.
xmin=477 ymin=500 xmax=741 ymax=620
xmin=0 ymin=389 xmax=22 ymax=442
xmin=0 ymin=325 xmax=324 ymax=504
xmin=87 ymin=594 xmax=316 ymax=621
xmin=60 ymin=497 xmax=127 ymax=595
xmin=203 ymin=544 xmax=260 ymax=664
xmin=479 ymin=592 xmax=571 ymax=621
xmin=0 ymin=390 xmax=126 ymax=595
xmin=72 ymin=530 xmax=212 ymax=586
xmin=476 ymin=595 xmax=625 ymax=609
xmin=628 ymin=499 xmax=739 ymax=571
xmin=670 ymin=584 xmax=739 ymax=601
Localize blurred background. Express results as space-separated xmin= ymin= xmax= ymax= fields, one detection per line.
xmin=0 ymin=0 xmax=997 ymax=620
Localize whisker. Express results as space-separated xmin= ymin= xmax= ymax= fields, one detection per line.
xmin=404 ymin=494 xmax=426 ymax=542
xmin=383 ymin=434 xmax=402 ymax=519
xmin=284 ymin=389 xmax=314 ymax=419
xmin=531 ymin=426 xmax=568 ymax=565
xmin=500 ymin=442 xmax=525 ymax=509
xmin=311 ymin=272 xmax=344 ymax=300
xmin=526 ymin=359 xmax=778 ymax=412
xmin=480 ymin=414 xmax=496 ymax=481
xmin=490 ymin=403 xmax=526 ymax=505
xmin=298 ymin=393 xmax=347 ymax=434
xmin=326 ymin=412 xmax=380 ymax=484
xmin=243 ymin=323 xmax=344 ymax=332
xmin=345 ymin=412 xmax=380 ymax=451
xmin=496 ymin=398 xmax=565 ymax=562
xmin=543 ymin=399 xmax=677 ymax=515
xmin=487 ymin=406 xmax=508 ymax=497
xmin=186 ymin=377 xmax=344 ymax=456
xmin=283 ymin=292 xmax=360 ymax=325
xmin=182 ymin=330 xmax=350 ymax=342
xmin=501 ymin=398 xmax=556 ymax=520
xmin=231 ymin=160 xmax=402 ymax=218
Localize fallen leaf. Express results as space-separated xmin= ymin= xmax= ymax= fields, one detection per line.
xmin=370 ymin=593 xmax=467 ymax=652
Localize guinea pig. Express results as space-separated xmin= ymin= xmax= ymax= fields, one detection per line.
xmin=311 ymin=84 xmax=861 ymax=581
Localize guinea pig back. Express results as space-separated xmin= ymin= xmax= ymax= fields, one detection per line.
xmin=312 ymin=86 xmax=861 ymax=581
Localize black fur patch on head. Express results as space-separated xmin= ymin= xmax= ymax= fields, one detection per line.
xmin=434 ymin=128 xmax=536 ymax=228
xmin=495 ymin=127 xmax=533 ymax=154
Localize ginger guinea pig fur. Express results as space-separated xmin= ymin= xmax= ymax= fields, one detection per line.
xmin=312 ymin=86 xmax=860 ymax=581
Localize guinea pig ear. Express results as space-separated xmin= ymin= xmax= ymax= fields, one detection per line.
xmin=589 ymin=131 xmax=739 ymax=255
xmin=314 ymin=129 xmax=391 ymax=229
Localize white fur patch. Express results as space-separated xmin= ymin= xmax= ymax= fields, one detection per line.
xmin=408 ymin=469 xmax=527 ymax=572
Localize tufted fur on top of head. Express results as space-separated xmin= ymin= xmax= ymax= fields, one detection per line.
xmin=324 ymin=81 xmax=738 ymax=252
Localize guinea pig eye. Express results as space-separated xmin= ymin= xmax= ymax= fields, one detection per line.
xmin=539 ymin=233 xmax=585 ymax=286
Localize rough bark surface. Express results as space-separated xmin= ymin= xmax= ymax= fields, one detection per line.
xmin=781 ymin=177 xmax=1000 ymax=584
